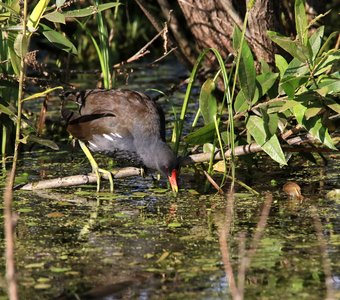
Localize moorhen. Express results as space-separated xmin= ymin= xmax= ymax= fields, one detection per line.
xmin=61 ymin=89 xmax=179 ymax=192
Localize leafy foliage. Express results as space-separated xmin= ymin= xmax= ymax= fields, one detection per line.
xmin=182 ymin=0 xmax=338 ymax=182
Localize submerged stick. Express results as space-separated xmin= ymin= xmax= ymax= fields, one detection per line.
xmin=20 ymin=142 xmax=334 ymax=191
xmin=20 ymin=167 xmax=141 ymax=190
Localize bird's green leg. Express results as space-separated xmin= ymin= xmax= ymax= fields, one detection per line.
xmin=78 ymin=140 xmax=114 ymax=192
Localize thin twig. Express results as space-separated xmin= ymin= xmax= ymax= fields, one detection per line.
xmin=152 ymin=47 xmax=177 ymax=64
xmin=113 ymin=26 xmax=167 ymax=69
xmin=203 ymin=170 xmax=224 ymax=194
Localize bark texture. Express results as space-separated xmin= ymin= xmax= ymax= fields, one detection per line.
xmin=172 ymin=0 xmax=280 ymax=66
xmin=136 ymin=0 xmax=330 ymax=72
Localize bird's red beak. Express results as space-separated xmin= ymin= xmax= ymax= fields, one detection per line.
xmin=168 ymin=169 xmax=178 ymax=193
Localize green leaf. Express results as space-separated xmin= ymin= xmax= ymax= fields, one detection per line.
xmin=41 ymin=24 xmax=77 ymax=55
xmin=8 ymin=49 xmax=20 ymax=75
xmin=294 ymin=91 xmax=323 ymax=103
xmin=275 ymin=54 xmax=288 ymax=79
xmin=279 ymin=100 xmax=299 ymax=113
xmin=234 ymin=89 xmax=248 ymax=113
xmin=246 ymin=115 xmax=287 ymax=165
xmin=267 ymin=101 xmax=287 ymax=114
xmin=22 ymin=86 xmax=63 ymax=102
xmin=63 ymin=3 xmax=121 ymax=18
xmin=262 ymin=110 xmax=279 ymax=137
xmin=260 ymin=59 xmax=271 ymax=73
xmin=318 ymin=32 xmax=339 ymax=56
xmin=0 ymin=2 xmax=19 ymax=16
xmin=291 ymin=100 xmax=307 ymax=123
xmin=284 ymin=58 xmax=309 ymax=77
xmin=43 ymin=11 xmax=65 ymax=24
xmin=56 ymin=0 xmax=66 ymax=8
xmin=220 ymin=131 xmax=229 ymax=145
xmin=290 ymin=100 xmax=337 ymax=150
xmin=0 ymin=104 xmax=15 ymax=116
xmin=263 ymin=135 xmax=287 ymax=165
xmin=256 ymin=72 xmax=279 ymax=97
xmin=0 ymin=11 xmax=10 ymax=23
xmin=14 ymin=33 xmax=28 ymax=58
xmin=184 ymin=123 xmax=215 ymax=145
xmin=27 ymin=135 xmax=59 ymax=150
xmin=203 ymin=143 xmax=214 ymax=153
xmin=295 ymin=0 xmax=308 ymax=45
xmin=317 ymin=78 xmax=340 ymax=95
xmin=324 ymin=98 xmax=340 ymax=114
xmin=199 ymin=78 xmax=217 ymax=124
xmin=268 ymin=31 xmax=308 ymax=62
xmin=252 ymin=87 xmax=260 ymax=105
xmin=233 ymin=26 xmax=256 ymax=100
xmin=305 ymin=116 xmax=336 ymax=150
xmin=213 ymin=160 xmax=227 ymax=173
xmin=309 ymin=26 xmax=324 ymax=59
xmin=314 ymin=50 xmax=340 ymax=76
xmin=304 ymin=106 xmax=322 ymax=120
xmin=280 ymin=57 xmax=310 ymax=96
xmin=280 ymin=76 xmax=309 ymax=98
xmin=28 ymin=0 xmax=50 ymax=29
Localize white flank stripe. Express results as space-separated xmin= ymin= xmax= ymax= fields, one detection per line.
xmin=103 ymin=133 xmax=114 ymax=141
xmin=88 ymin=141 xmax=98 ymax=148
xmin=111 ymin=132 xmax=122 ymax=138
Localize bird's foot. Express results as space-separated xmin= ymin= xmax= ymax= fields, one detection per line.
xmin=78 ymin=140 xmax=114 ymax=192
xmin=93 ymin=168 xmax=114 ymax=192
xmin=140 ymin=167 xmax=146 ymax=178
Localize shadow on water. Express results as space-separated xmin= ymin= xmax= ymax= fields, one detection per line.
xmin=0 ymin=60 xmax=339 ymax=299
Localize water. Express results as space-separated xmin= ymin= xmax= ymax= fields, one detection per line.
xmin=0 ymin=59 xmax=339 ymax=299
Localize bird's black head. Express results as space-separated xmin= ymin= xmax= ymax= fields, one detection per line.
xmin=137 ymin=139 xmax=179 ymax=193
xmin=158 ymin=149 xmax=179 ymax=193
